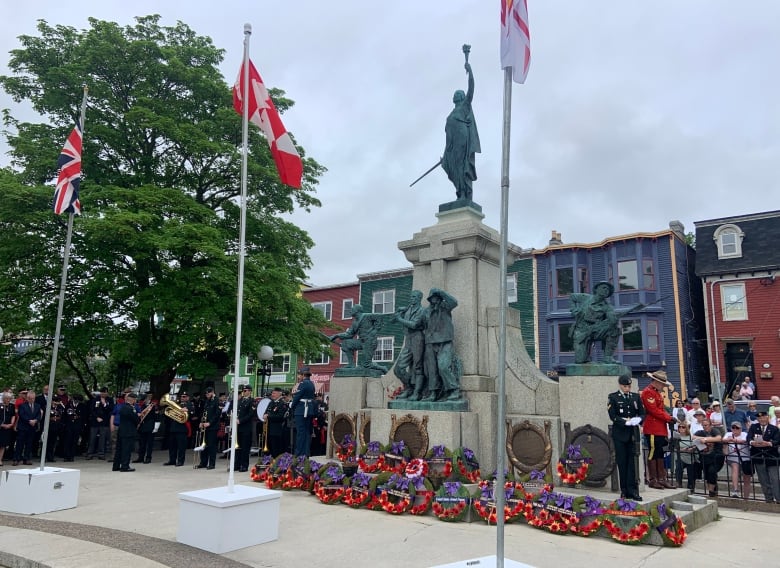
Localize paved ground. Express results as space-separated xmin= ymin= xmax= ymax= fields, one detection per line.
xmin=0 ymin=454 xmax=778 ymax=568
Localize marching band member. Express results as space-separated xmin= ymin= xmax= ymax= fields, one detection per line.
xmin=195 ymin=387 xmax=220 ymax=470
xmin=236 ymin=385 xmax=255 ymax=472
xmin=133 ymin=392 xmax=158 ymax=464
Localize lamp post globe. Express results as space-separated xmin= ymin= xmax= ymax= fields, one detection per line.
xmin=259 ymin=345 xmax=274 ymax=362
xmin=256 ymin=346 xmax=274 ymax=397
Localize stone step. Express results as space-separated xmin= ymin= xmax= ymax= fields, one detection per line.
xmin=545 ymin=486 xmax=718 ymax=546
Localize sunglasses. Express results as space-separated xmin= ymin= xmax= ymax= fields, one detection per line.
xmin=731 ymin=426 xmax=741 ymax=429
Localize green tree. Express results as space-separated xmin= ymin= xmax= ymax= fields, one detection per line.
xmin=0 ymin=16 xmax=328 ymax=396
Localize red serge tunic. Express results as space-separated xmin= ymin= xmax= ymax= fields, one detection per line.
xmin=641 ymin=385 xmax=672 ymax=436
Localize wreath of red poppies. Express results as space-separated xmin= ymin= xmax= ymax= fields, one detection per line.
xmin=314 ymin=481 xmax=347 ymax=504
xmin=472 ymin=480 xmax=525 ymax=525
xmin=556 ymin=459 xmax=590 ymax=485
xmin=601 ymin=500 xmax=652 ymax=545
xmin=357 ymin=454 xmax=385 ymax=473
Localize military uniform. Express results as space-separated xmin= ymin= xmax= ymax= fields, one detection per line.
xmin=608 ymin=376 xmax=645 ymax=500
xmin=196 ymin=391 xmax=220 ymax=469
xmin=265 ymin=394 xmax=288 ymax=457
xmin=164 ymin=397 xmax=190 ymax=466
xmin=236 ymin=389 xmax=255 ymax=471
xmin=134 ymin=398 xmax=158 ymax=463
xmin=61 ymin=398 xmax=82 ymax=462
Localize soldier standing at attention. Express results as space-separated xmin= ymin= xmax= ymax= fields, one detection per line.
xmin=608 ymin=373 xmax=645 ymax=501
xmin=236 ymin=385 xmax=255 ymax=472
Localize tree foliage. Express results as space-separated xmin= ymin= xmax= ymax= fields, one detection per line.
xmin=0 ymin=16 xmax=328 ymax=395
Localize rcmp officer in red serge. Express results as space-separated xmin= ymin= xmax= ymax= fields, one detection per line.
xmin=608 ymin=372 xmax=645 ymax=501
xmin=641 ymin=370 xmax=676 ymax=489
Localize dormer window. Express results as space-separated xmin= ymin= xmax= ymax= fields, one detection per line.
xmin=713 ymin=224 xmax=744 ymax=259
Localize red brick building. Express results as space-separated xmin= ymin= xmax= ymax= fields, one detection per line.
xmin=695 ymin=210 xmax=780 ymax=401
xmin=301 ymin=281 xmax=360 ymax=394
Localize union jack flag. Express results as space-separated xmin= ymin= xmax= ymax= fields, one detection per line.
xmin=53 ymin=123 xmax=83 ymax=215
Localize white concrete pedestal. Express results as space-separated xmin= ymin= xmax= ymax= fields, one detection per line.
xmin=431 ymin=556 xmax=535 ymax=568
xmin=0 ymin=467 xmax=80 ymax=514
xmin=177 ymin=484 xmax=281 ymax=553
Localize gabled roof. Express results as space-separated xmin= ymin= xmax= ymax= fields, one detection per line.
xmin=694 ymin=210 xmax=780 ymax=276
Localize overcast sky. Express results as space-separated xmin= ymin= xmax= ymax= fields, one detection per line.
xmin=2 ymin=1 xmax=778 ymax=286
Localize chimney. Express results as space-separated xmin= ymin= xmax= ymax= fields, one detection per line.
xmin=669 ymin=220 xmax=685 ymax=238
xmin=549 ymin=230 xmax=562 ymax=246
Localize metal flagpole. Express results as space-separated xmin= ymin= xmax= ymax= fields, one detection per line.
xmin=227 ymin=23 xmax=253 ymax=492
xmin=495 ymin=66 xmax=514 ymax=567
xmin=40 ymin=85 xmax=89 ymax=471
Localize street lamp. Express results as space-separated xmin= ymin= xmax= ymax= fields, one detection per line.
xmin=256 ymin=345 xmax=274 ymax=398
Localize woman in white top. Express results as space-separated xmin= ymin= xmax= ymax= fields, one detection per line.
xmin=722 ymin=421 xmax=752 ymax=498
xmin=771 ymin=408 xmax=780 ymax=427
xmin=708 ymin=401 xmax=724 ymax=432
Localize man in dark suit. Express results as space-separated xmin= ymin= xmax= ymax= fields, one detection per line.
xmin=291 ymin=367 xmax=316 ymax=457
xmin=747 ymin=410 xmax=780 ymax=503
xmin=608 ymin=373 xmax=646 ymax=501
xmin=195 ymin=387 xmax=220 ymax=469
xmin=113 ymin=392 xmax=140 ymax=472
xmin=14 ymin=390 xmax=41 ymax=465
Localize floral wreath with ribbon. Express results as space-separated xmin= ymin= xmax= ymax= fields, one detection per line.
xmin=425 ymin=445 xmax=454 ymax=480
xmin=601 ymin=498 xmax=653 ymax=545
xmin=381 ymin=440 xmax=411 ymax=473
xmin=452 ymin=447 xmax=481 ymax=483
xmin=472 ymin=479 xmax=525 ymax=525
xmin=343 ymin=471 xmax=374 ymax=509
xmin=652 ymin=502 xmax=687 ymax=546
xmin=432 ymin=481 xmax=471 ymax=522
xmin=523 ymin=490 xmax=602 ymax=536
xmin=250 ymin=454 xmax=273 ymax=483
xmin=405 ymin=459 xmax=434 ymax=515
xmin=373 ymin=472 xmax=416 ymax=514
xmin=336 ymin=434 xmax=357 ymax=463
xmin=516 ymin=469 xmax=554 ymax=499
xmin=314 ymin=464 xmax=348 ymax=504
xmin=358 ymin=441 xmax=385 ymax=473
xmin=556 ymin=444 xmax=592 ymax=485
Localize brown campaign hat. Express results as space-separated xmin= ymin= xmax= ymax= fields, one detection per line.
xmin=646 ymin=370 xmax=672 ymax=389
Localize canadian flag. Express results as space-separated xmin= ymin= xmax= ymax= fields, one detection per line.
xmin=233 ymin=59 xmax=303 ymax=188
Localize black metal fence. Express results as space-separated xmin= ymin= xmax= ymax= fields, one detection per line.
xmin=642 ymin=440 xmax=778 ymax=503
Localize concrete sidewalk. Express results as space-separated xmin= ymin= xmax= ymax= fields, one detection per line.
xmin=0 ymin=454 xmax=777 ymax=568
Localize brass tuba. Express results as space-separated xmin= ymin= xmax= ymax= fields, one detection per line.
xmin=160 ymin=394 xmax=188 ymax=424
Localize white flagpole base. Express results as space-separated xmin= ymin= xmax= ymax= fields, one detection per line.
xmin=0 ymin=467 xmax=80 ymax=514
xmin=430 ymin=556 xmax=535 ymax=568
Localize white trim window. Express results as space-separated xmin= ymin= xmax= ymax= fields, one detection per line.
xmin=312 ymin=301 xmax=332 ymax=321
xmin=372 ymin=289 xmax=395 ymax=314
xmin=373 ymin=337 xmax=394 ymax=362
xmin=307 ymin=346 xmax=330 ymax=366
xmin=271 ymin=354 xmax=291 ymax=374
xmin=506 ymin=273 xmax=518 ymax=303
xmin=713 ymin=224 xmax=744 ymax=259
xmin=721 ymin=282 xmax=747 ymax=321
xmin=342 ymin=298 xmax=354 ymax=319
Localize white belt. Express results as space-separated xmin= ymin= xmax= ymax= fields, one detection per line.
xmin=301 ymin=399 xmax=313 ymax=417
